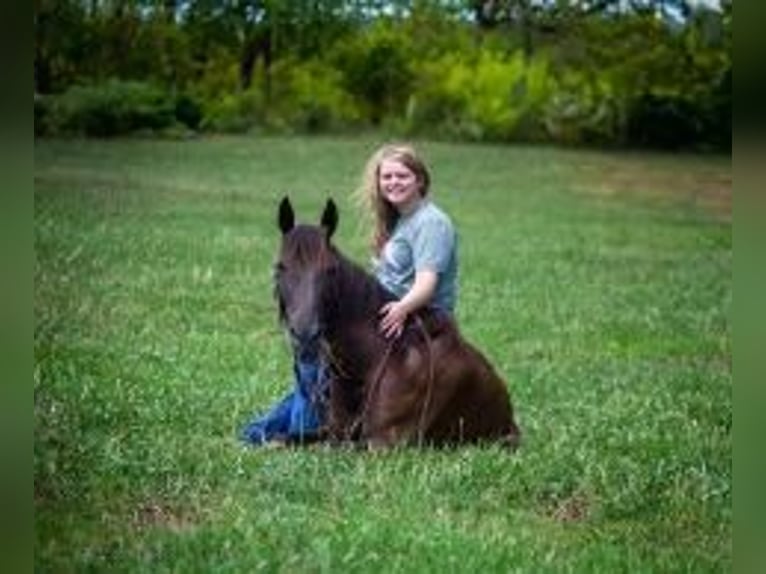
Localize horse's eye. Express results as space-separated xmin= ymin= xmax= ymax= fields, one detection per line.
xmin=274 ymin=262 xmax=286 ymax=274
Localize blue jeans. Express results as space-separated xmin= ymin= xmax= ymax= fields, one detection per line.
xmin=240 ymin=343 xmax=328 ymax=445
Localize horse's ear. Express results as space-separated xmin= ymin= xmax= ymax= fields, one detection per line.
xmin=320 ymin=198 xmax=338 ymax=240
xmin=278 ymin=196 xmax=294 ymax=235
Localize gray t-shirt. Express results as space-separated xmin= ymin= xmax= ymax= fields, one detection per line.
xmin=373 ymin=200 xmax=458 ymax=313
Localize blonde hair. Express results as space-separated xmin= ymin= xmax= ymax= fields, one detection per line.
xmin=353 ymin=143 xmax=431 ymax=254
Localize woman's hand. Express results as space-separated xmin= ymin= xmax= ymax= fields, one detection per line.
xmin=378 ymin=270 xmax=439 ymax=339
xmin=378 ymin=300 xmax=409 ymax=339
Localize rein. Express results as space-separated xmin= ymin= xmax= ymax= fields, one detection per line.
xmin=413 ymin=315 xmax=435 ymax=446
xmin=356 ymin=335 xmax=395 ymax=441
xmin=335 ymin=314 xmax=436 ymax=446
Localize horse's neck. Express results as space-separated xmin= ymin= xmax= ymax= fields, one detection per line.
xmin=338 ymin=254 xmax=392 ymax=314
xmin=324 ymin=256 xmax=392 ymax=377
xmin=326 ymin=323 xmax=384 ymax=381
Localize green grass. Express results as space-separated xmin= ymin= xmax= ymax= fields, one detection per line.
xmin=35 ymin=136 xmax=731 ymax=572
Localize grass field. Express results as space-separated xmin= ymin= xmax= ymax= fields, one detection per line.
xmin=34 ymin=136 xmax=731 ymax=572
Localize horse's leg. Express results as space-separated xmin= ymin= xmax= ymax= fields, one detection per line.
xmin=433 ymin=344 xmax=520 ymax=446
xmin=362 ymin=336 xmax=465 ymax=447
xmin=461 ymin=346 xmax=521 ymax=446
xmin=362 ymin=362 xmax=429 ymax=447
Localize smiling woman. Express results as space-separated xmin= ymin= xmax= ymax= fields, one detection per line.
xmin=357 ymin=144 xmax=458 ymax=339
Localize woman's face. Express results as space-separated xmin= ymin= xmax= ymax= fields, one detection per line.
xmin=378 ymin=158 xmax=422 ymax=213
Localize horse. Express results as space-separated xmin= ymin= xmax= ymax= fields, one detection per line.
xmin=274 ymin=196 xmax=521 ymax=448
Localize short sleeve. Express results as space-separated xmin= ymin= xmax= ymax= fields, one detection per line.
xmin=412 ymin=216 xmax=455 ymax=273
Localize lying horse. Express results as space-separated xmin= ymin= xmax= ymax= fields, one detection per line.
xmin=274 ymin=197 xmax=520 ymax=448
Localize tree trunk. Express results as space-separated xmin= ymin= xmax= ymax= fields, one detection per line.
xmin=239 ymin=30 xmax=271 ymax=98
xmin=240 ymin=40 xmax=257 ymax=91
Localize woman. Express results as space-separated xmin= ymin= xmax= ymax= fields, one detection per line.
xmin=241 ymin=143 xmax=458 ymax=445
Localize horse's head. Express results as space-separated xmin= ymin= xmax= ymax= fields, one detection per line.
xmin=274 ymin=196 xmax=339 ymax=348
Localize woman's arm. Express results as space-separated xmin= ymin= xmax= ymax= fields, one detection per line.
xmin=378 ymin=269 xmax=438 ymax=338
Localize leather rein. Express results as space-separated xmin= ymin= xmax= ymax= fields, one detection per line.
xmin=326 ymin=314 xmax=435 ymax=446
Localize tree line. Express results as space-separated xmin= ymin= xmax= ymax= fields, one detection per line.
xmin=34 ymin=0 xmax=732 ymax=150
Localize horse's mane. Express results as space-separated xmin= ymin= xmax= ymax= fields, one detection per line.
xmin=324 ymin=247 xmax=398 ymax=328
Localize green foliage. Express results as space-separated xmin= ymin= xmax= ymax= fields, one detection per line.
xmin=267 ymin=58 xmax=363 ymax=132
xmin=542 ymin=70 xmax=621 ymax=146
xmin=408 ymin=50 xmax=555 ymax=142
xmin=174 ymin=93 xmax=203 ymax=131
xmin=34 ymin=2 xmax=731 ymax=150
xmin=331 ymin=23 xmax=416 ymax=124
xmin=191 ymin=54 xmax=241 ymax=104
xmin=200 ymin=90 xmax=265 ymax=134
xmin=43 ymin=80 xmax=177 ymax=137
xmin=451 ymin=50 xmax=531 ymax=140
xmin=199 ymin=59 xmax=362 ymax=134
xmin=626 ymin=93 xmax=702 ymax=150
xmin=578 ymin=11 xmax=731 ymax=149
xmin=34 ymin=0 xmax=91 ymax=93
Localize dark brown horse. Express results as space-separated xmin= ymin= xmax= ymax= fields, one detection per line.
xmin=274 ymin=197 xmax=520 ymax=448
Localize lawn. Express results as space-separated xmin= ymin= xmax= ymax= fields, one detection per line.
xmin=34 ymin=135 xmax=731 ymax=572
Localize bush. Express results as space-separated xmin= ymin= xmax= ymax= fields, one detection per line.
xmin=48 ymin=80 xmax=176 ymax=136
xmin=331 ymin=25 xmax=415 ymax=125
xmin=268 ymin=58 xmax=362 ymax=132
xmin=174 ymin=93 xmax=203 ymax=130
xmin=626 ymin=92 xmax=703 ymax=150
xmin=407 ymin=50 xmax=555 ymax=142
xmin=198 ymin=59 xmax=360 ymax=134
xmin=200 ymin=91 xmax=264 ymax=133
xmin=542 ymin=71 xmax=621 ymax=146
